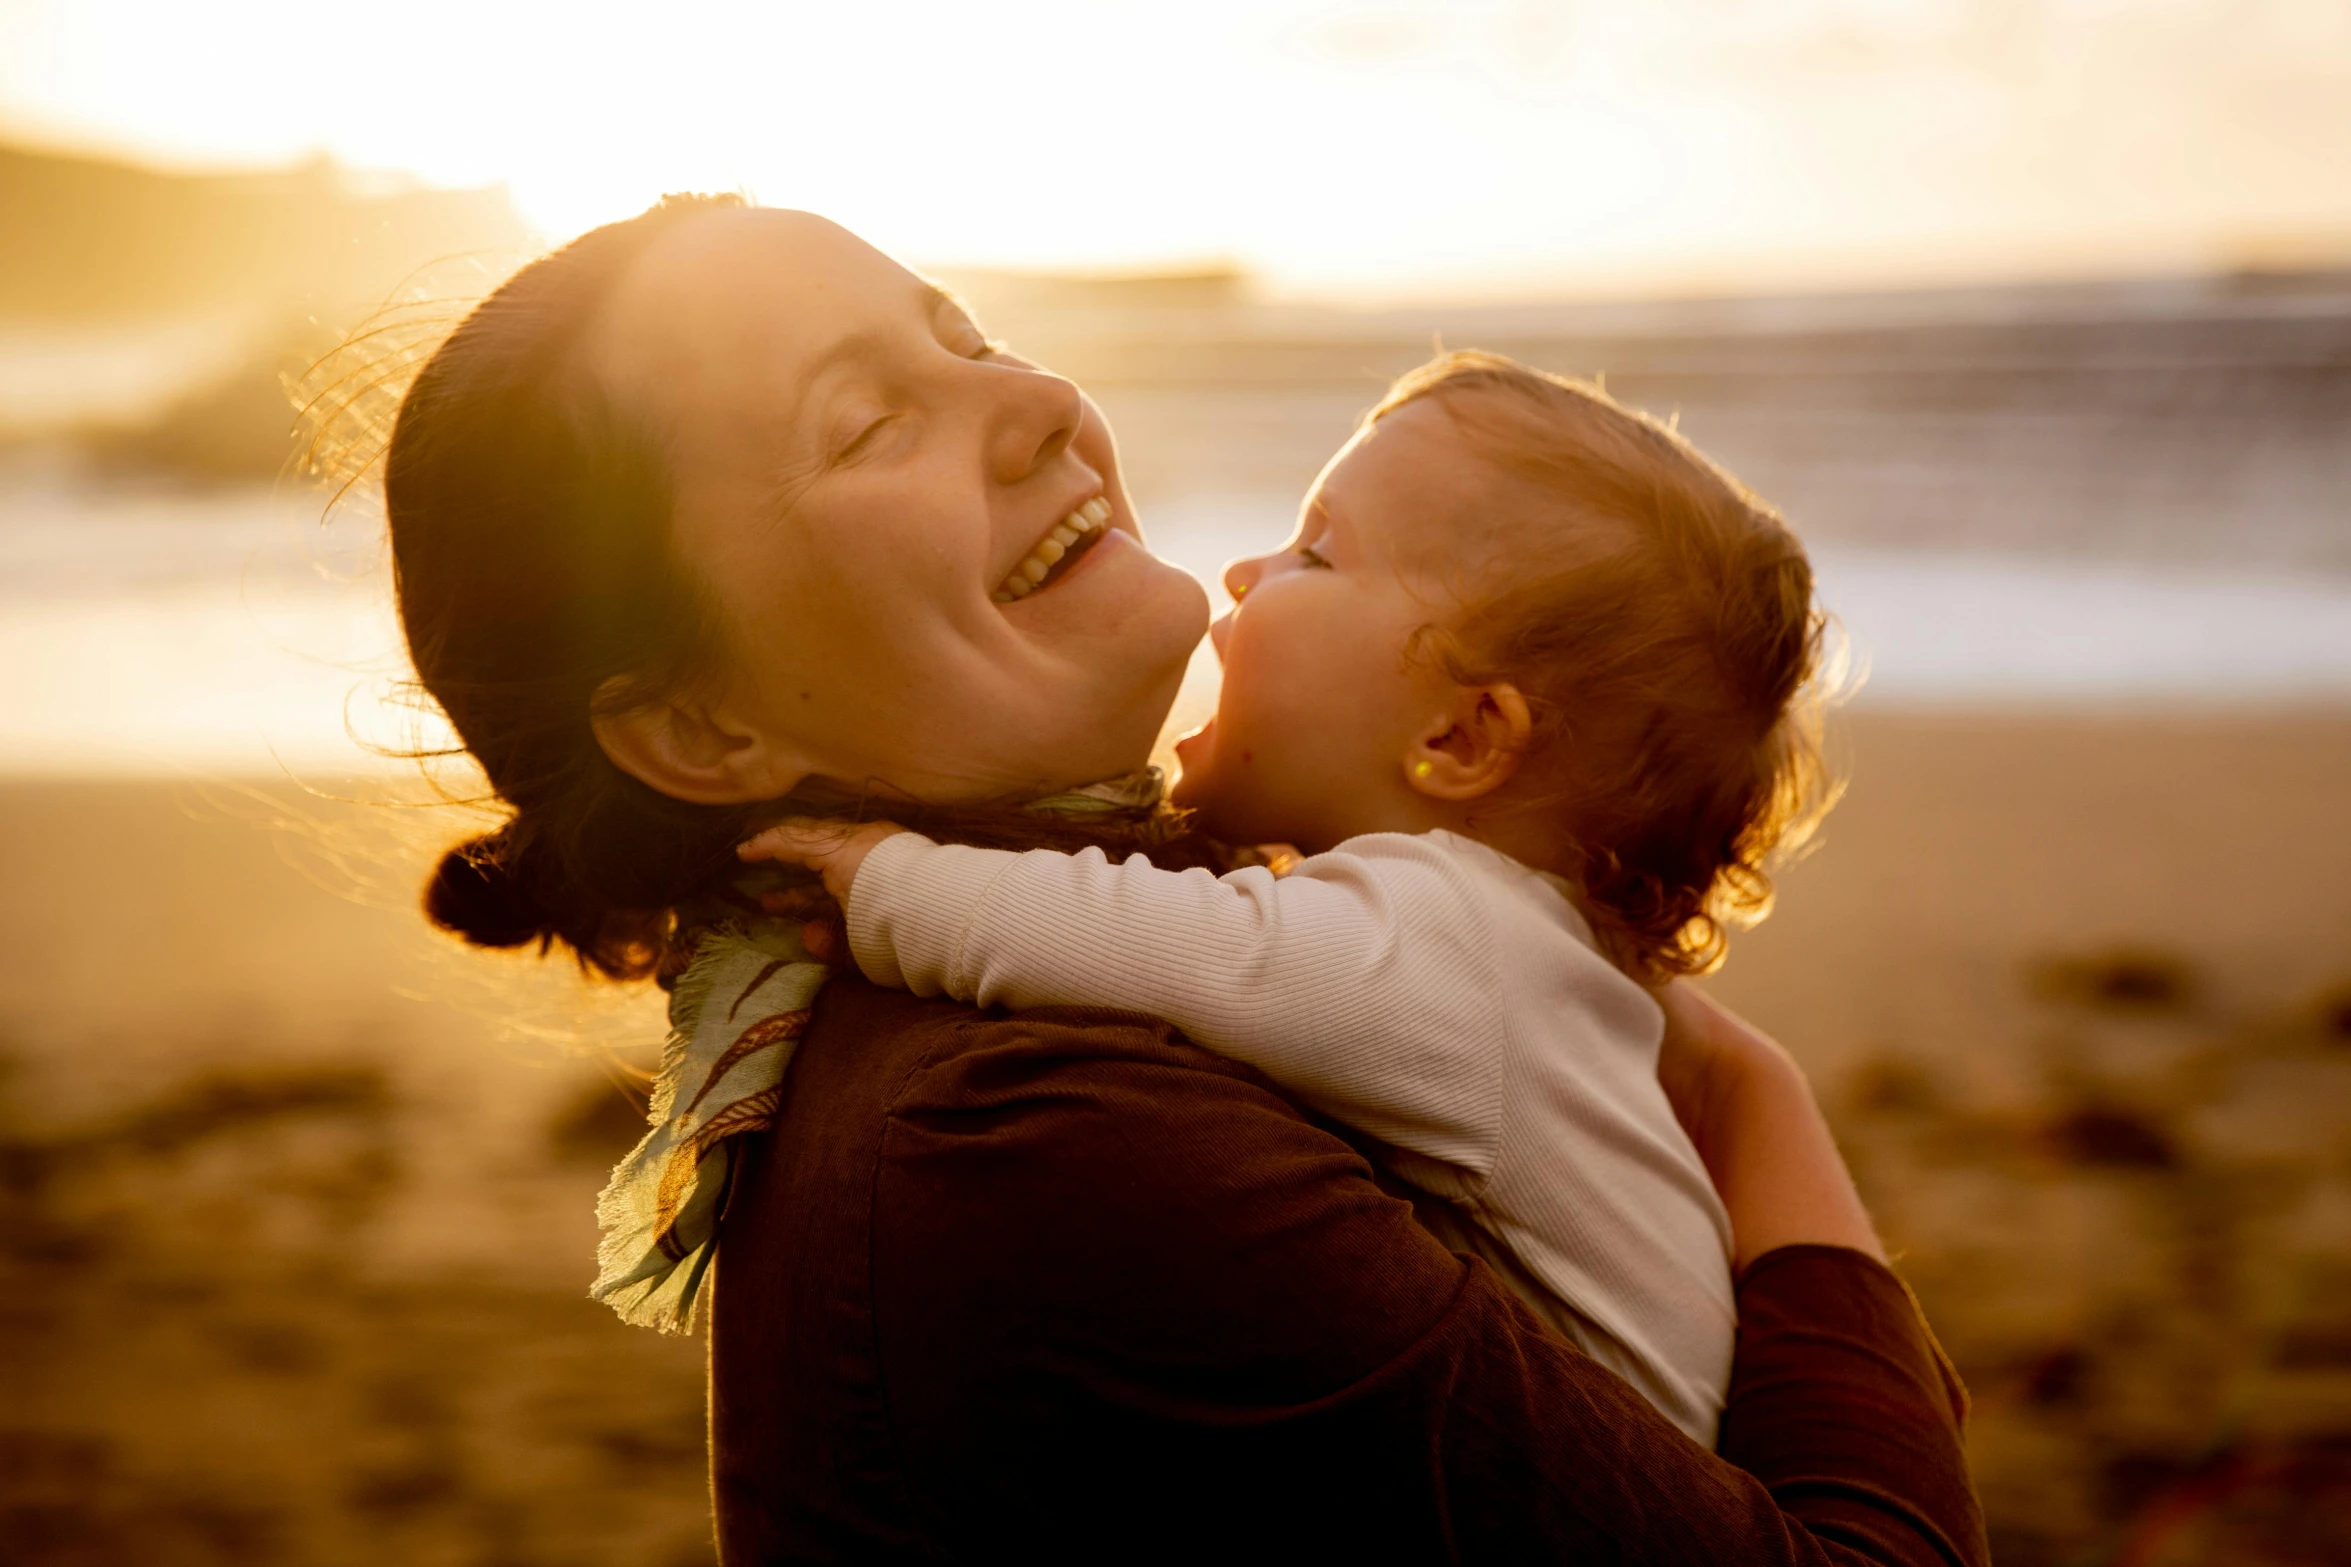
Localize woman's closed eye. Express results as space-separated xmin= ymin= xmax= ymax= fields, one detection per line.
xmin=833 ymin=316 xmax=998 ymax=464
xmin=943 ymin=321 xmax=997 ymax=361
xmin=1295 ymin=543 xmax=1333 ymax=569
xmin=834 ymin=414 xmax=895 ymax=464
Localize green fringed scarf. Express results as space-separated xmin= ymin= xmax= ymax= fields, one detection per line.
xmin=590 ymin=770 xmax=1166 ymax=1331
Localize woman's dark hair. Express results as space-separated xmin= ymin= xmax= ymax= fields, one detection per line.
xmin=388 ymin=194 xmax=1207 ymax=980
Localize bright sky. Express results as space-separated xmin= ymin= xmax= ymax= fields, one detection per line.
xmin=5 ymin=0 xmax=2350 ymax=293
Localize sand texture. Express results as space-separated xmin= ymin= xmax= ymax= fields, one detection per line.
xmin=3 ymin=711 xmax=2348 ymax=1564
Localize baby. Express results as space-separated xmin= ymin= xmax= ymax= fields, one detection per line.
xmin=741 ymin=350 xmax=1832 ymax=1446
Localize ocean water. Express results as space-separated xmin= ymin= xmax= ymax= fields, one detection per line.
xmin=5 ymin=478 xmax=2349 ymax=775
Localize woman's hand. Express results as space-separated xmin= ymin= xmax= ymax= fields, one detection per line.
xmin=738 ymin=819 xmax=908 ymax=905
xmin=1657 ymin=981 xmax=1885 ymax=1276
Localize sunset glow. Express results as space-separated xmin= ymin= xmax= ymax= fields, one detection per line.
xmin=5 ymin=0 xmax=2350 ymax=294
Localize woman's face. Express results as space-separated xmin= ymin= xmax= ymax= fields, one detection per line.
xmin=585 ymin=208 xmax=1209 ymax=803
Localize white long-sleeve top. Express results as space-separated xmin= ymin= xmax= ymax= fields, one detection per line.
xmin=845 ymin=827 xmax=1737 ymax=1444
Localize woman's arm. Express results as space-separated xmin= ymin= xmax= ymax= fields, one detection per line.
xmin=1653 ymin=986 xmax=1977 ymax=1555
xmin=1655 ymin=981 xmax=1886 ymax=1274
xmin=842 ymin=989 xmax=1983 ymax=1562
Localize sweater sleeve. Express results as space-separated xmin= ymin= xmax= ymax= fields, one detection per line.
xmin=868 ymin=1006 xmax=1987 ymax=1564
xmin=847 ymin=832 xmax=1508 ymax=1169
xmin=1719 ymin=1247 xmax=1987 ymax=1564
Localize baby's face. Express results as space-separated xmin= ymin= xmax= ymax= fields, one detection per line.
xmin=1173 ymin=399 xmax=1499 ymax=852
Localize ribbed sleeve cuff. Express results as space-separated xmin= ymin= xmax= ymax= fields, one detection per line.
xmin=845 ymin=834 xmax=1020 ymax=998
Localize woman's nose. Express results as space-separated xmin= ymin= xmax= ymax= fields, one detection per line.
xmin=987 ymin=364 xmax=1084 ymax=485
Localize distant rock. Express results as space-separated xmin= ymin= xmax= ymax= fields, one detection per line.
xmin=0 ymin=141 xmax=533 ymax=323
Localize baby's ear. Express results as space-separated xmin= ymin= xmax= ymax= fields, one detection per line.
xmin=1402 ymin=683 xmax=1533 ymax=802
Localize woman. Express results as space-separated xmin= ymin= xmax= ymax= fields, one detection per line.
xmin=386 ymin=194 xmax=1984 ymax=1562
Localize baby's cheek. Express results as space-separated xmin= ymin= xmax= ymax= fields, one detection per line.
xmin=1220 ymin=606 xmax=1324 ymax=699
xmin=1220 ymin=652 xmax=1317 ymax=753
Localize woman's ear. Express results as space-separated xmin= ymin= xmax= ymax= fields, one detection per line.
xmin=1402 ymin=683 xmax=1533 ymax=803
xmin=590 ymin=677 xmax=811 ymax=805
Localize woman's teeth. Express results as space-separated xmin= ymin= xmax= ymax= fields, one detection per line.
xmin=993 ymin=497 xmax=1112 ymax=603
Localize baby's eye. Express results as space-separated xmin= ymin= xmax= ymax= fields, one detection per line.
xmin=1296 ymin=544 xmax=1333 ymax=569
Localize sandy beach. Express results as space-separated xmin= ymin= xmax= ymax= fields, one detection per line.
xmin=3 ymin=708 xmax=2347 ymax=1563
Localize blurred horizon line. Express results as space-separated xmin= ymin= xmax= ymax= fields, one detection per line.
xmin=9 ymin=125 xmax=2351 ymax=314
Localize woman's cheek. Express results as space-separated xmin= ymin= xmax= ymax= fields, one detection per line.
xmin=1064 ymin=391 xmax=1124 ymax=495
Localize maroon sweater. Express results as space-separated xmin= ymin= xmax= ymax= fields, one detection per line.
xmin=709 ymin=974 xmax=1985 ymax=1563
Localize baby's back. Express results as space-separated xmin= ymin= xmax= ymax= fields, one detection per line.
xmin=1397 ymin=832 xmax=1736 ymax=1441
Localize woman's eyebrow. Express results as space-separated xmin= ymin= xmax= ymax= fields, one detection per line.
xmin=787 ymin=281 xmax=961 ymax=425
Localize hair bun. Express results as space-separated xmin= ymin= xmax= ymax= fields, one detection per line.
xmin=424 ymin=825 xmax=553 ymax=951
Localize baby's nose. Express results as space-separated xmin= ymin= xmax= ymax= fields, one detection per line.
xmin=1221 ymin=556 xmax=1263 ymax=604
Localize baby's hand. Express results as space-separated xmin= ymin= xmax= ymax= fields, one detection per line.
xmin=737 ymin=819 xmax=907 ymax=905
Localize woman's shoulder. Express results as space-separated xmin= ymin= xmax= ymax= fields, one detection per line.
xmin=765 ymin=971 xmax=1474 ymax=1380
xmin=809 ymin=975 xmax=1393 ymax=1227
xmin=777 ymin=971 xmax=1362 ymax=1206
xmin=802 ymin=969 xmax=1283 ymax=1126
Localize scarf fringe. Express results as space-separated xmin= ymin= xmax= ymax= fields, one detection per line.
xmin=591 ymin=926 xmax=825 ymax=1333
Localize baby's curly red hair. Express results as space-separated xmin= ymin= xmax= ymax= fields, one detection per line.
xmin=1370 ymin=351 xmax=1838 ymax=980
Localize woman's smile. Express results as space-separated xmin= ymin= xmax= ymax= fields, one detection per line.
xmin=992 ymin=522 xmax=1152 ymax=632
xmin=993 ymin=495 xmax=1111 ymax=602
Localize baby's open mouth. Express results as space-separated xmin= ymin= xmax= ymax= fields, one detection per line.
xmin=993 ymin=497 xmax=1112 ymax=603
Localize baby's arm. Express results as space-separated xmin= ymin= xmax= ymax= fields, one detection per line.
xmin=739 ymin=822 xmax=1504 ymax=1170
